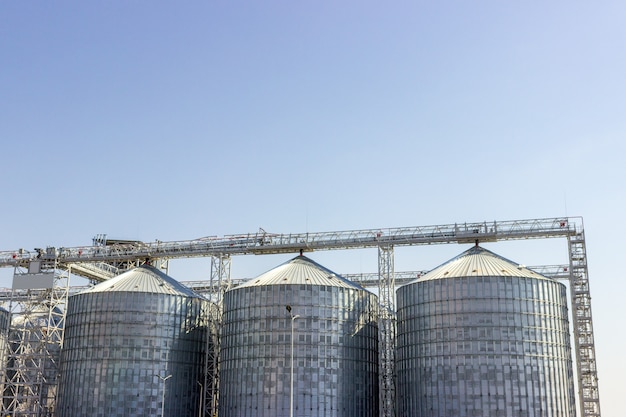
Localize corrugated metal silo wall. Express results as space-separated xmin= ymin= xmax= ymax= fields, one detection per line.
xmin=396 ymin=276 xmax=577 ymax=417
xmin=219 ymin=284 xmax=379 ymax=417
xmin=0 ymin=308 xmax=9 ymax=395
xmin=0 ymin=307 xmax=8 ymax=357
xmin=56 ymin=291 xmax=210 ymax=417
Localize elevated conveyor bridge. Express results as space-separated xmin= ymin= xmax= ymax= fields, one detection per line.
xmin=2 ymin=217 xmax=575 ymax=272
xmin=0 ymin=217 xmax=601 ymax=417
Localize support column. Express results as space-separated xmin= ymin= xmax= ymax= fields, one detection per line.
xmin=568 ymin=229 xmax=601 ymax=417
xmin=204 ymin=254 xmax=231 ymax=417
xmin=378 ymin=245 xmax=396 ymax=417
xmin=0 ymin=257 xmax=69 ymax=417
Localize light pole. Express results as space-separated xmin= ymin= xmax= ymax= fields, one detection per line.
xmin=156 ymin=373 xmax=172 ymax=417
xmin=286 ymin=305 xmax=299 ymax=417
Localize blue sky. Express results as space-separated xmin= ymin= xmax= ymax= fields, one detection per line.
xmin=1 ymin=1 xmax=624 ymax=415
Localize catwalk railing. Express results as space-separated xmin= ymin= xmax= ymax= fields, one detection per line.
xmin=0 ymin=217 xmax=575 ymax=270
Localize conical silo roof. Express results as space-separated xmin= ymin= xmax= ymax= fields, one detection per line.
xmin=81 ymin=265 xmax=200 ymax=297
xmin=237 ymin=254 xmax=365 ymax=289
xmin=414 ymin=245 xmax=547 ymax=282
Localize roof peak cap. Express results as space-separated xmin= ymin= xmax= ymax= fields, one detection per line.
xmin=412 ymin=245 xmax=550 ymax=282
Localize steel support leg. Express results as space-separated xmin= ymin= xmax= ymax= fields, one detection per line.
xmin=378 ymin=245 xmax=396 ymax=417
xmin=568 ymin=230 xmax=601 ymax=417
xmin=204 ymin=254 xmax=231 ymax=417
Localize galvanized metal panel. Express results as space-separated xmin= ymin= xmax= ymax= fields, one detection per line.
xmin=81 ymin=265 xmax=201 ymax=297
xmin=413 ymin=245 xmax=544 ymax=282
xmin=56 ymin=268 xmax=210 ymax=417
xmin=237 ymin=255 xmax=365 ymax=289
xmin=396 ymin=247 xmax=577 ymax=417
xmin=12 ymin=272 xmax=54 ymax=290
xmin=0 ymin=307 xmax=9 ymax=387
xmin=220 ymin=256 xmax=379 ymax=417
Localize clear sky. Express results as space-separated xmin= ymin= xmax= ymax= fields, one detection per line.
xmin=1 ymin=1 xmax=624 ymax=415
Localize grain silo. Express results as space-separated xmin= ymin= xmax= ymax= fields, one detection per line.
xmin=396 ymin=245 xmax=576 ymax=417
xmin=219 ymin=254 xmax=379 ymax=417
xmin=56 ymin=265 xmax=210 ymax=417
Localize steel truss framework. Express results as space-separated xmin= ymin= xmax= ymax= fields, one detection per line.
xmin=568 ymin=231 xmax=601 ymax=417
xmin=0 ymin=217 xmax=601 ymax=417
xmin=377 ymin=245 xmax=396 ymax=417
xmin=0 ymin=261 xmax=69 ymax=417
xmin=203 ymin=254 xmax=231 ymax=417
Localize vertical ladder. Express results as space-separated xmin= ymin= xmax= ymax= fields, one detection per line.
xmin=378 ymin=245 xmax=396 ymax=417
xmin=568 ymin=228 xmax=601 ymax=417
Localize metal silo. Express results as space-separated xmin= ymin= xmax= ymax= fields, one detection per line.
xmin=56 ymin=265 xmax=210 ymax=417
xmin=396 ymin=245 xmax=576 ymax=417
xmin=219 ymin=255 xmax=379 ymax=417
